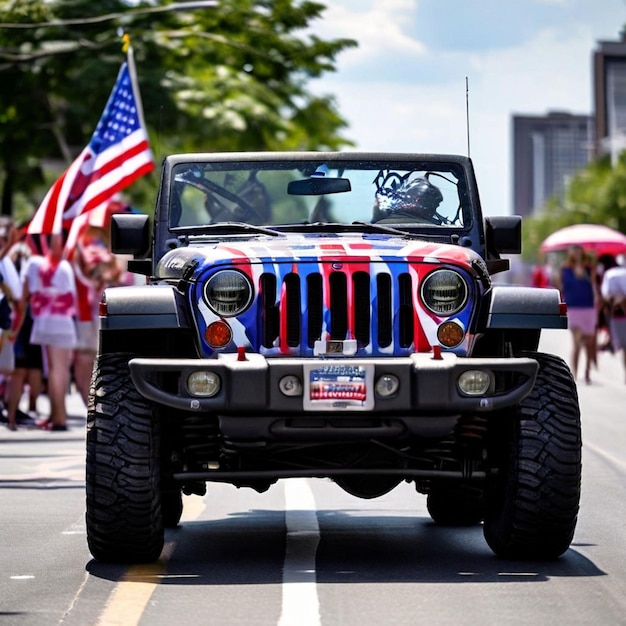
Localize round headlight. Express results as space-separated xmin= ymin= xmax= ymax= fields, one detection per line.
xmin=204 ymin=270 xmax=253 ymax=317
xmin=421 ymin=269 xmax=468 ymax=316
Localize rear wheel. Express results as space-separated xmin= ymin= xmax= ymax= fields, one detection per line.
xmin=86 ymin=353 xmax=164 ymax=563
xmin=483 ymin=352 xmax=581 ymax=559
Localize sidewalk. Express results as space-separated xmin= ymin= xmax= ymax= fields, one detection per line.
xmin=540 ymin=328 xmax=626 ymax=388
xmin=0 ymin=386 xmax=87 ymax=442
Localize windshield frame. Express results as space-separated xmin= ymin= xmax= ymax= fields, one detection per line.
xmin=164 ymin=153 xmax=476 ymax=235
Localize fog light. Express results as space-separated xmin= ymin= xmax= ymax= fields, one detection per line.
xmin=279 ymin=375 xmax=303 ymax=396
xmin=205 ymin=321 xmax=232 ymax=348
xmin=458 ymin=369 xmax=491 ymax=395
xmin=187 ymin=371 xmax=221 ymax=397
xmin=437 ymin=320 xmax=465 ymax=348
xmin=375 ymin=374 xmax=400 ymax=398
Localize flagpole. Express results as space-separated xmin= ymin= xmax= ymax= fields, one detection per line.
xmin=122 ymin=33 xmax=149 ymax=133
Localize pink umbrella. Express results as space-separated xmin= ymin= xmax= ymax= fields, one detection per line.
xmin=540 ymin=223 xmax=626 ymax=257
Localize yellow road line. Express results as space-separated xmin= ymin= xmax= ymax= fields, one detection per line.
xmin=96 ymin=495 xmax=206 ymax=626
xmin=96 ymin=542 xmax=175 ymax=626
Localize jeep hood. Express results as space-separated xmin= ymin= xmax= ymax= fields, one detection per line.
xmin=157 ymin=233 xmax=486 ymax=280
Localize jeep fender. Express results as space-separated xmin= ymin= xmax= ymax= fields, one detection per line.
xmin=101 ymin=284 xmax=191 ymax=331
xmin=483 ymin=285 xmax=566 ymax=330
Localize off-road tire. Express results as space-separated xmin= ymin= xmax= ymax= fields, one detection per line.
xmin=426 ymin=483 xmax=485 ymax=526
xmin=86 ymin=353 xmax=164 ymax=563
xmin=483 ymin=352 xmax=581 ymax=559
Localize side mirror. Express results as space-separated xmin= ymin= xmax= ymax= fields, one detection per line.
xmin=485 ymin=215 xmax=522 ymax=255
xmin=111 ymin=213 xmax=151 ymax=256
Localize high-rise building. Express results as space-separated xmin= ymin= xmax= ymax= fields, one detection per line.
xmin=512 ymin=111 xmax=592 ymax=217
xmin=593 ymin=37 xmax=626 ymax=160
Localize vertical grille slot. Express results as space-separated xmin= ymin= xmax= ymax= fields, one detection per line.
xmin=398 ymin=273 xmax=414 ymax=348
xmin=329 ymin=272 xmax=348 ymax=339
xmin=377 ymin=273 xmax=392 ymax=347
xmin=307 ymin=273 xmax=323 ymax=347
xmin=260 ymin=274 xmax=278 ymax=348
xmin=284 ymin=273 xmax=301 ymax=347
xmin=353 ymin=271 xmax=371 ymax=345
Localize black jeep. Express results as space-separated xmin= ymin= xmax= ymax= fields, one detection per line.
xmin=86 ymin=152 xmax=581 ymax=563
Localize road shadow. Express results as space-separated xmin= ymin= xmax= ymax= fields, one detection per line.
xmin=86 ymin=508 xmax=605 ymax=585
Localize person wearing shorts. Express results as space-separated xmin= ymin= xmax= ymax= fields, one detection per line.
xmin=556 ymin=245 xmax=599 ymax=384
xmin=70 ymin=224 xmax=121 ymax=406
xmin=5 ymin=305 xmax=44 ymax=429
xmin=17 ymin=235 xmax=76 ymax=431
xmin=601 ymin=257 xmax=626 ymax=383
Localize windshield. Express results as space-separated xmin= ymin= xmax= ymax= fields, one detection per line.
xmin=170 ymin=158 xmax=470 ymax=230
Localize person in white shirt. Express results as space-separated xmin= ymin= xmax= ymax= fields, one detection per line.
xmin=16 ymin=234 xmax=77 ymax=431
xmin=600 ymin=254 xmax=626 ymax=383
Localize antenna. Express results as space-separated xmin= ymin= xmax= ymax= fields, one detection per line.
xmin=465 ymin=76 xmax=471 ymax=157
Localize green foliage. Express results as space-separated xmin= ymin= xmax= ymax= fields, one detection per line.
xmin=0 ymin=0 xmax=357 ymax=219
xmin=522 ymin=153 xmax=626 ymax=262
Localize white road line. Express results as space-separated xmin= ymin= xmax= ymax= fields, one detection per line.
xmin=279 ymin=478 xmax=321 ymax=626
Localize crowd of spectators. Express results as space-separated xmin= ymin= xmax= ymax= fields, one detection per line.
xmin=0 ymin=212 xmax=133 ymax=432
xmin=532 ymin=245 xmax=626 ymax=385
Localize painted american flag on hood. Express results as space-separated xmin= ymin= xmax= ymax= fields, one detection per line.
xmin=27 ymin=56 xmax=154 ymax=235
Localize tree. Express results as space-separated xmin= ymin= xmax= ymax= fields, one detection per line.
xmin=522 ymin=153 xmax=626 ymax=262
xmin=0 ymin=0 xmax=357 ymax=220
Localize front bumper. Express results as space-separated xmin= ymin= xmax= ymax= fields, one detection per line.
xmin=129 ymin=352 xmax=538 ymax=418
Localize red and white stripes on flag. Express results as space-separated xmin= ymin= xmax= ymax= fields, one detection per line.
xmin=27 ymin=49 xmax=154 ymax=235
xmin=63 ymin=199 xmax=132 ymax=260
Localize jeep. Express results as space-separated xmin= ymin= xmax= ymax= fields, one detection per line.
xmin=85 ymin=152 xmax=581 ymax=563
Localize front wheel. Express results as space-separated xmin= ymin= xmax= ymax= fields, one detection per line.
xmin=483 ymin=352 xmax=582 ymax=559
xmin=86 ymin=353 xmax=164 ymax=563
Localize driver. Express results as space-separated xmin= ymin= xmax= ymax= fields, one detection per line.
xmin=372 ymin=177 xmax=443 ymax=224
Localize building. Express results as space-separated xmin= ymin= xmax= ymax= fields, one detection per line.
xmin=512 ymin=111 xmax=592 ymax=218
xmin=593 ymin=37 xmax=626 ymax=160
xmin=512 ymin=35 xmax=626 ymax=219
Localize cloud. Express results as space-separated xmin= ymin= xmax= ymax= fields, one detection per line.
xmin=313 ymin=0 xmax=425 ymax=66
xmin=310 ymin=0 xmax=626 ymax=216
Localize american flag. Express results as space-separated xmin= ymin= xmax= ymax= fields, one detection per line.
xmin=27 ymin=55 xmax=154 ymax=235
xmin=63 ymin=198 xmax=133 ymax=260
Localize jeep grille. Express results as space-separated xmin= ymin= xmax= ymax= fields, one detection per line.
xmin=259 ymin=270 xmax=415 ymax=352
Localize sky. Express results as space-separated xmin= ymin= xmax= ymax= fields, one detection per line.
xmin=309 ymin=0 xmax=626 ymax=217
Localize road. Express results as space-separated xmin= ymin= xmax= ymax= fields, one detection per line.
xmin=1 ymin=329 xmax=626 ymax=625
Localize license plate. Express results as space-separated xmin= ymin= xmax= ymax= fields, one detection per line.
xmin=303 ymin=363 xmax=374 ymax=411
